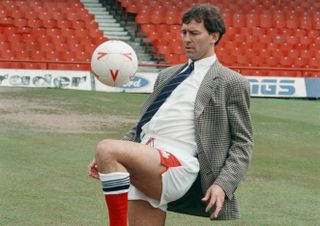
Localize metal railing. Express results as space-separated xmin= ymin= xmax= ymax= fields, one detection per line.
xmin=0 ymin=59 xmax=319 ymax=77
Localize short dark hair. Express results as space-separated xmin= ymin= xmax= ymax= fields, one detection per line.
xmin=182 ymin=4 xmax=226 ymax=45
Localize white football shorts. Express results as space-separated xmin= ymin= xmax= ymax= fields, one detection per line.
xmin=128 ymin=135 xmax=200 ymax=211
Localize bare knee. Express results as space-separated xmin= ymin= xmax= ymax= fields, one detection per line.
xmin=95 ymin=139 xmax=119 ymax=162
xmin=95 ymin=139 xmax=128 ymax=172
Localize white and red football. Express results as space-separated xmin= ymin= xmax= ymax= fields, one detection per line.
xmin=91 ymin=40 xmax=138 ymax=87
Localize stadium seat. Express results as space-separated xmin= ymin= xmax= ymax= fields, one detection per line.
xmin=308 ymin=58 xmax=318 ymax=68
xmin=232 ymin=13 xmax=246 ymax=27
xmin=265 ymin=56 xmax=279 ymax=67
xmin=135 ymin=12 xmax=149 ymax=24
xmin=27 ymin=18 xmax=42 ymax=28
xmin=157 ymin=45 xmax=171 ymax=55
xmin=286 ymin=15 xmax=299 ymax=29
xmin=273 ymin=13 xmax=286 ymax=28
xmin=165 ymin=14 xmax=180 ymax=25
xmin=172 ymin=44 xmax=184 ymax=54
xmin=152 ymin=39 xmax=169 ymax=47
xmin=300 ymin=16 xmax=313 ymax=29
xmin=294 ymin=57 xmax=308 ymax=68
xmin=56 ymin=20 xmax=73 ymax=29
xmin=13 ymin=18 xmax=27 ymax=27
xmin=246 ymin=13 xmax=259 ymax=27
xmin=149 ymin=10 xmax=165 ymax=24
xmin=260 ymin=14 xmax=273 ymax=28
xmin=313 ymin=18 xmax=320 ymax=29
xmin=41 ymin=19 xmax=57 ymax=28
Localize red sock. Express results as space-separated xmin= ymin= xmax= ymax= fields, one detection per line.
xmin=99 ymin=172 xmax=130 ymax=226
xmin=105 ymin=193 xmax=128 ymax=226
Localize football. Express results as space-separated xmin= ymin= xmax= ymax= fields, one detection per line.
xmin=91 ymin=40 xmax=138 ymax=87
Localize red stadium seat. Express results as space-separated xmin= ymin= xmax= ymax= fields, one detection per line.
xmin=27 ymin=18 xmax=42 ymax=28
xmin=13 ymin=50 xmax=30 ymax=60
xmin=265 ymin=56 xmax=280 ymax=67
xmin=294 ymin=57 xmax=308 ymax=68
xmin=13 ymin=18 xmax=27 ymax=27
xmin=157 ymin=45 xmax=171 ymax=55
xmin=308 ymin=58 xmax=318 ymax=68
xmin=150 ymin=10 xmax=165 ymax=24
xmin=273 ymin=13 xmax=286 ymax=28
xmin=300 ymin=16 xmax=313 ymax=29
xmin=30 ymin=50 xmax=43 ymax=60
xmin=286 ymin=35 xmax=299 ymax=46
xmin=232 ymin=13 xmax=246 ymax=27
xmin=56 ymin=20 xmax=73 ymax=29
xmin=280 ymin=56 xmax=294 ymax=67
xmin=246 ymin=13 xmax=259 ymax=27
xmin=222 ymin=12 xmax=232 ymax=27
xmin=152 ymin=39 xmax=169 ymax=47
xmin=313 ymin=18 xmax=320 ymax=29
xmin=165 ymin=14 xmax=180 ymax=25
xmin=260 ymin=13 xmax=273 ymax=28
xmin=286 ymin=15 xmax=299 ymax=29
xmin=172 ymin=44 xmax=184 ymax=55
xmin=41 ymin=19 xmax=57 ymax=29
xmin=135 ymin=13 xmax=149 ymax=24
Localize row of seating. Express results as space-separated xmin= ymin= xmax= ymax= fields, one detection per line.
xmin=0 ymin=10 xmax=94 ymax=22
xmin=147 ymin=30 xmax=320 ymax=46
xmin=0 ymin=61 xmax=90 ymax=70
xmin=121 ymin=0 xmax=320 ymax=14
xmin=0 ymin=0 xmax=106 ymax=71
xmin=136 ymin=10 xmax=320 ymax=29
xmin=123 ymin=0 xmax=320 ymax=72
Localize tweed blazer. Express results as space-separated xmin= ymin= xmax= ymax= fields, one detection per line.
xmin=123 ymin=60 xmax=253 ymax=220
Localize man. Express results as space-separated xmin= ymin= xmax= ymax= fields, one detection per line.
xmin=88 ymin=3 xmax=253 ymax=226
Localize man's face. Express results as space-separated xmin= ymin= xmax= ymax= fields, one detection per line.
xmin=181 ymin=19 xmax=217 ymax=61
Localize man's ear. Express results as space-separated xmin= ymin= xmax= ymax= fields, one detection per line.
xmin=211 ymin=32 xmax=220 ymax=45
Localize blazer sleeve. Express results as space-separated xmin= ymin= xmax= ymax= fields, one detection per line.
xmin=213 ymin=77 xmax=254 ymax=200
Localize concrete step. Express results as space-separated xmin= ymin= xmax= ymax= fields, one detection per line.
xmin=83 ymin=3 xmax=102 ymax=8
xmin=95 ymin=16 xmax=118 ymax=24
xmin=81 ymin=0 xmax=156 ymax=66
xmin=88 ymin=7 xmax=107 ymax=13
xmin=94 ymin=14 xmax=114 ymax=20
xmin=104 ymin=35 xmax=131 ymax=41
xmin=96 ymin=18 xmax=117 ymax=23
xmin=103 ymin=30 xmax=128 ymax=36
xmin=100 ymin=26 xmax=124 ymax=31
xmin=80 ymin=0 xmax=99 ymax=3
xmin=98 ymin=23 xmax=121 ymax=27
xmin=95 ymin=14 xmax=113 ymax=19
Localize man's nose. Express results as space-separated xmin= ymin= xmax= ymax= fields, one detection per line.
xmin=182 ymin=33 xmax=191 ymax=42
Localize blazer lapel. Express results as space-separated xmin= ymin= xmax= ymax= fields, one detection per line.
xmin=194 ymin=60 xmax=221 ymax=118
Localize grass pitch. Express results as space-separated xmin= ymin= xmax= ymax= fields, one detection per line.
xmin=0 ymin=88 xmax=319 ymax=226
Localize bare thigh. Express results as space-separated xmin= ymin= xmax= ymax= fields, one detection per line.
xmin=128 ymin=200 xmax=166 ymax=226
xmin=95 ymin=139 xmax=166 ymax=200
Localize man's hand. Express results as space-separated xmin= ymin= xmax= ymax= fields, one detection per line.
xmin=88 ymin=159 xmax=99 ymax=179
xmin=202 ymin=184 xmax=225 ymax=219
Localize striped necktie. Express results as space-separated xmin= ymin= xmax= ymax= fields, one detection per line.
xmin=136 ymin=62 xmax=194 ymax=138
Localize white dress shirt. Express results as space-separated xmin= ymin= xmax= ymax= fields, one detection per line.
xmin=141 ymin=55 xmax=217 ymax=157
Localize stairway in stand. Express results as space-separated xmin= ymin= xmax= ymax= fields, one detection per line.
xmin=80 ymin=0 xmax=159 ymax=72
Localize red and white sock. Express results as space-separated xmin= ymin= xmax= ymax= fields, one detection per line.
xmin=99 ymin=172 xmax=130 ymax=226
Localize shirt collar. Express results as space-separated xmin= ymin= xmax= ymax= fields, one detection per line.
xmin=188 ymin=54 xmax=217 ymax=70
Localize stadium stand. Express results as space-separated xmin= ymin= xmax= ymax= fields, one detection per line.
xmin=117 ymin=0 xmax=320 ymax=77
xmin=0 ymin=0 xmax=319 ymax=77
xmin=0 ymin=0 xmax=106 ymax=70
